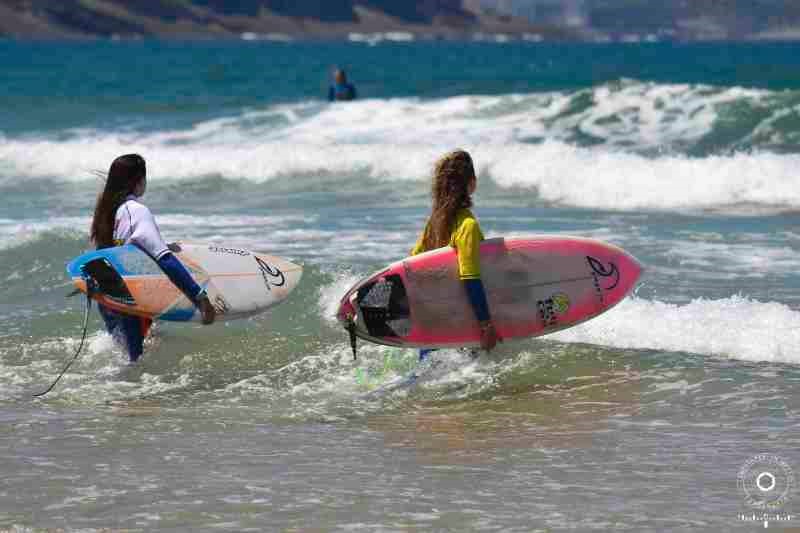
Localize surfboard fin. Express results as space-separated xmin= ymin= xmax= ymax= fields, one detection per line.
xmin=346 ymin=320 xmax=357 ymax=360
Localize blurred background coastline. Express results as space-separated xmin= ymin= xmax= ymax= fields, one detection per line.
xmin=4 ymin=0 xmax=800 ymax=43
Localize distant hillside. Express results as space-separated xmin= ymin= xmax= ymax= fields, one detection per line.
xmin=2 ymin=0 xmax=800 ymax=40
xmin=479 ymin=0 xmax=800 ymax=41
xmin=0 ymin=0 xmax=576 ymax=40
xmin=583 ymin=0 xmax=800 ymax=41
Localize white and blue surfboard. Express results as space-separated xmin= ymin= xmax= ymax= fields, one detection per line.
xmin=67 ymin=242 xmax=302 ymax=322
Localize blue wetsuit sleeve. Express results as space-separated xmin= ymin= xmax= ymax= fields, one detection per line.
xmin=351 ymin=84 xmax=357 ymax=99
xmin=463 ymin=278 xmax=490 ymax=322
xmin=328 ymin=86 xmax=335 ymax=102
xmin=157 ymin=253 xmax=205 ymax=305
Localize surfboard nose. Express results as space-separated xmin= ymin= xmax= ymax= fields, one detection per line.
xmin=616 ymin=248 xmax=644 ymax=293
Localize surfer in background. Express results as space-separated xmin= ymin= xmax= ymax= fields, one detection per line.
xmin=328 ymin=68 xmax=357 ymax=102
xmin=90 ymin=154 xmax=215 ymax=362
xmin=410 ymin=149 xmax=499 ymax=359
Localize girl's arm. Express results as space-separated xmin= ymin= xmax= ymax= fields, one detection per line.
xmin=127 ymin=204 xmax=171 ymax=262
xmin=129 ymin=206 xmax=215 ymax=323
xmin=156 ymin=253 xmax=205 ymax=304
xmin=157 ymin=253 xmax=215 ymax=324
xmin=463 ymin=278 xmax=490 ymax=322
xmin=454 ymin=219 xmax=499 ymax=350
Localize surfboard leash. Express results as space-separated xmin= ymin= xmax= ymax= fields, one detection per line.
xmin=33 ymin=281 xmax=96 ymax=398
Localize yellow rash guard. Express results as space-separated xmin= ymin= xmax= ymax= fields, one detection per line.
xmin=411 ymin=208 xmax=484 ymax=280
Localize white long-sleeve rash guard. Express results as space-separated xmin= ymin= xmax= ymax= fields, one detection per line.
xmin=114 ymin=194 xmax=170 ymax=260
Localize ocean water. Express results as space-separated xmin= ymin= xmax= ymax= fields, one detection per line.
xmin=1 ymin=40 xmax=800 ymax=531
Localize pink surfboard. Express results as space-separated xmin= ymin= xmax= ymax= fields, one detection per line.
xmin=337 ymin=236 xmax=643 ymax=349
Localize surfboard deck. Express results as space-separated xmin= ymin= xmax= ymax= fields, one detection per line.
xmin=67 ymin=242 xmax=302 ymax=322
xmin=337 ymin=236 xmax=642 ymax=348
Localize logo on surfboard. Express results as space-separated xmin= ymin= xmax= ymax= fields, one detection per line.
xmin=255 ymin=256 xmax=285 ymax=292
xmin=551 ymin=292 xmax=570 ymax=315
xmin=538 ymin=292 xmax=570 ymax=328
xmin=587 ymin=256 xmax=619 ymax=303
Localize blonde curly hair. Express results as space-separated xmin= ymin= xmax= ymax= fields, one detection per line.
xmin=420 ymin=149 xmax=476 ymax=250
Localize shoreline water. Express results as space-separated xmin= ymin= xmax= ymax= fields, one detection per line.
xmin=1 ymin=41 xmax=798 ymax=531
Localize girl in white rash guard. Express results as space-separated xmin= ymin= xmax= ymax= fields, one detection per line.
xmin=89 ymin=154 xmax=215 ymax=362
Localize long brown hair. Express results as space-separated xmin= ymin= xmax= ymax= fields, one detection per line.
xmin=90 ymin=154 xmax=146 ymax=248
xmin=420 ymin=149 xmax=476 ymax=250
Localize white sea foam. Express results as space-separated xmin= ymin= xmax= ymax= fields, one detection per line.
xmin=3 ymin=83 xmax=800 ymax=211
xmin=663 ymin=239 xmax=800 ymax=278
xmin=487 ymin=142 xmax=800 ymax=210
xmin=0 ymin=217 xmax=86 ymax=250
xmin=317 ymin=270 xmax=369 ymax=326
xmin=0 ymin=328 xmax=196 ymax=402
xmin=549 ymin=296 xmax=800 ymax=364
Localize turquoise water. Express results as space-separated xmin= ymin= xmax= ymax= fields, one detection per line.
xmin=1 ymin=41 xmax=800 ymax=531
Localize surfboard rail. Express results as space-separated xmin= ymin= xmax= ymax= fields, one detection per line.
xmin=338 ymin=235 xmax=642 ymax=348
xmin=67 ymin=243 xmax=302 ymax=322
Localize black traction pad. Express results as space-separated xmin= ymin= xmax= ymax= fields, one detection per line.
xmin=356 ymin=274 xmax=409 ymax=337
xmin=81 ymin=257 xmax=136 ymax=306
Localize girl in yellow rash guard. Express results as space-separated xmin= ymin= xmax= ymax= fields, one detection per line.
xmin=411 ymin=149 xmax=500 ymax=359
